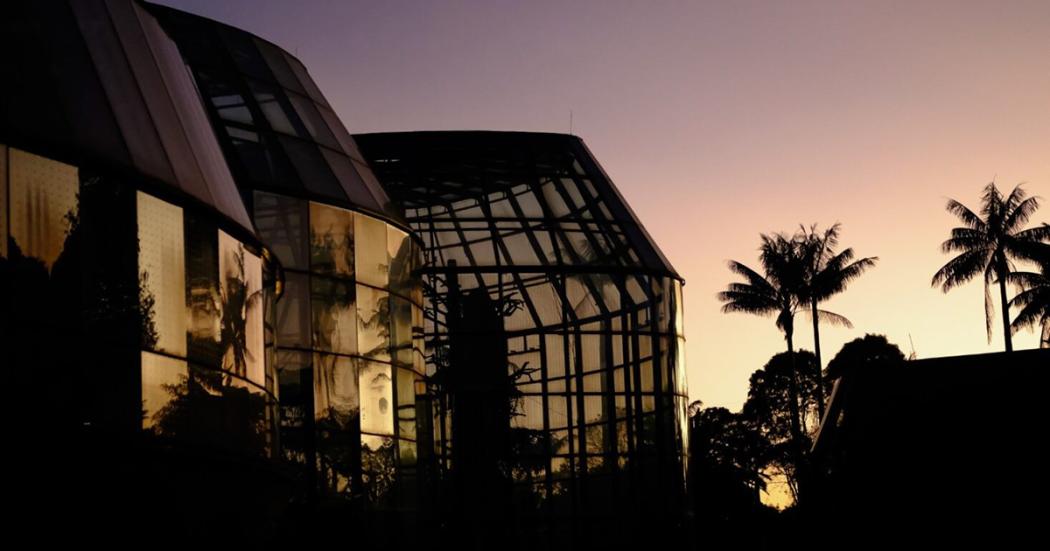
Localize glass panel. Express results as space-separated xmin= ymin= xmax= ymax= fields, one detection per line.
xmin=198 ymin=71 xmax=254 ymax=125
xmin=390 ymin=296 xmax=413 ymax=367
xmin=219 ymin=27 xmax=272 ymax=80
xmin=254 ymin=191 xmax=308 ymax=270
xmin=277 ymin=349 xmax=311 ymax=431
xmin=141 ymin=350 xmax=188 ymax=430
xmin=399 ymin=438 xmax=417 ymax=467
xmin=361 ymin=435 xmax=396 ymax=502
xmin=250 ymin=80 xmax=299 ymax=135
xmin=254 ymin=37 xmax=305 ymax=94
xmin=387 ymin=225 xmax=413 ymax=296
xmin=396 ymin=366 xmax=417 ymax=440
xmin=288 ymin=92 xmax=338 ymax=149
xmin=674 ymin=279 xmax=685 ymax=337
xmin=277 ymin=272 xmax=311 ymax=348
xmin=8 ymin=148 xmax=79 ymax=270
xmin=1 ymin=144 xmax=7 ymax=258
xmin=309 ymin=201 xmax=354 ymax=277
xmin=676 ymin=336 xmax=688 ymax=396
xmin=354 ymin=213 xmax=389 ymax=289
xmin=314 ymin=353 xmax=359 ymax=421
xmin=356 ymin=284 xmax=390 ymax=361
xmin=311 ymin=276 xmax=356 ymax=354
xmin=219 ymin=230 xmax=262 ymax=381
xmin=185 ymin=211 xmax=221 ymax=366
xmin=137 ymin=191 xmax=187 ymax=356
xmin=243 ymin=248 xmax=265 ymax=385
xmin=360 ymin=360 xmax=394 ymax=436
xmin=280 ymin=137 xmax=345 ymax=201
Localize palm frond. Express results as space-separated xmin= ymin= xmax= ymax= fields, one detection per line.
xmin=1005 ymin=194 xmax=1040 ymax=232
xmin=932 ymin=248 xmax=991 ymax=291
xmin=800 ymin=308 xmax=853 ymax=328
xmin=945 ymin=198 xmax=985 ymax=231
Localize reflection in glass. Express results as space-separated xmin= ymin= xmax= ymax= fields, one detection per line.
xmin=357 ymin=285 xmax=390 ymax=361
xmin=390 ymin=296 xmax=413 ymax=367
xmin=1 ymin=145 xmax=7 ymax=258
xmin=354 ymin=212 xmax=388 ymax=288
xmin=311 ymin=277 xmax=356 ymax=354
xmin=361 ymin=435 xmax=396 ymax=502
xmin=141 ymin=350 xmax=189 ymax=429
xmin=9 ymin=148 xmax=79 ymax=270
xmin=360 ymin=360 xmax=393 ymax=437
xmin=218 ymin=230 xmax=264 ymax=384
xmin=137 ymin=192 xmax=187 ymax=356
xmin=396 ymin=366 xmax=417 ymax=441
xmin=387 ymin=225 xmax=412 ymax=295
xmin=309 ymin=201 xmax=353 ymax=277
xmin=315 ymin=353 xmax=359 ymax=420
xmin=185 ymin=211 xmax=221 ymax=365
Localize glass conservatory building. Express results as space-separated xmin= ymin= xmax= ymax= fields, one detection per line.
xmin=3 ymin=0 xmax=687 ymax=546
xmin=147 ymin=3 xmax=429 ymax=511
xmin=356 ymin=131 xmax=689 ymax=545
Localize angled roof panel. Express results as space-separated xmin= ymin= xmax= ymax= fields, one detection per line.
xmin=0 ymin=0 xmax=254 ymax=234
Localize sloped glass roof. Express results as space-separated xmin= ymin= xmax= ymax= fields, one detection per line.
xmin=0 ymin=0 xmax=253 ymax=234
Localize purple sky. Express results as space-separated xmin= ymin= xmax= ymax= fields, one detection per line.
xmin=158 ymin=0 xmax=1050 ymax=409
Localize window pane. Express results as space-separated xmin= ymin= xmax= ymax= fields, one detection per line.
xmin=280 ymin=137 xmax=344 ymax=201
xmin=137 ymin=191 xmax=187 ymax=356
xmin=288 ymin=92 xmax=338 ymax=149
xmin=314 ymin=353 xmax=359 ymax=421
xmin=9 ymin=148 xmax=79 ymax=270
xmin=390 ymin=296 xmax=413 ymax=367
xmin=277 ymin=349 xmax=311 ymax=429
xmin=360 ymin=360 xmax=393 ymax=436
xmin=277 ymin=272 xmax=310 ymax=348
xmin=254 ymin=191 xmax=308 ymax=270
xmin=309 ymin=201 xmax=353 ymax=277
xmin=1 ymin=144 xmax=7 ymax=258
xmin=396 ymin=366 xmax=417 ymax=440
xmin=354 ymin=213 xmax=388 ymax=288
xmin=250 ymin=80 xmax=299 ymax=135
xmin=243 ymin=248 xmax=265 ymax=385
xmin=141 ymin=350 xmax=188 ymax=430
xmin=357 ymin=284 xmax=390 ymax=361
xmin=311 ymin=276 xmax=356 ymax=354
xmin=361 ymin=435 xmax=395 ymax=503
xmin=185 ymin=211 xmax=221 ymax=365
xmin=388 ymin=225 xmax=414 ymax=296
xmin=219 ymin=230 xmax=262 ymax=380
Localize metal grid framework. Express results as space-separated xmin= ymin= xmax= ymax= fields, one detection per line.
xmin=357 ymin=131 xmax=689 ymax=528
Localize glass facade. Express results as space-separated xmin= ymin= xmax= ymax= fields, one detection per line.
xmin=260 ymin=192 xmax=425 ymax=503
xmin=0 ymin=144 xmax=279 ymax=457
xmin=149 ymin=5 xmax=430 ymax=507
xmin=357 ymin=131 xmax=689 ymax=544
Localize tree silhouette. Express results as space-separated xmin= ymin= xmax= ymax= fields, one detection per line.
xmin=824 ymin=334 xmax=906 ymax=381
xmin=719 ymin=232 xmax=810 ymax=488
xmin=1007 ymin=228 xmax=1050 ymax=348
xmin=932 ymin=183 xmax=1049 ymax=351
xmin=799 ymin=223 xmax=877 ymax=418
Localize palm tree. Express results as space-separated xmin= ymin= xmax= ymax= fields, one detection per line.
xmin=799 ymin=224 xmax=878 ymax=418
xmin=718 ymin=232 xmax=808 ymax=487
xmin=1008 ymin=227 xmax=1050 ymax=348
xmin=932 ymin=183 xmax=1048 ymax=352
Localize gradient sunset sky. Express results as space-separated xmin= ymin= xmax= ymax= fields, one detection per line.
xmin=160 ymin=0 xmax=1049 ymax=410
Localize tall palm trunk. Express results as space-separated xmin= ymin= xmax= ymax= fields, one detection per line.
xmin=997 ymin=257 xmax=1013 ymax=352
xmin=810 ymin=297 xmax=826 ymax=420
xmin=784 ymin=322 xmax=806 ymax=504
